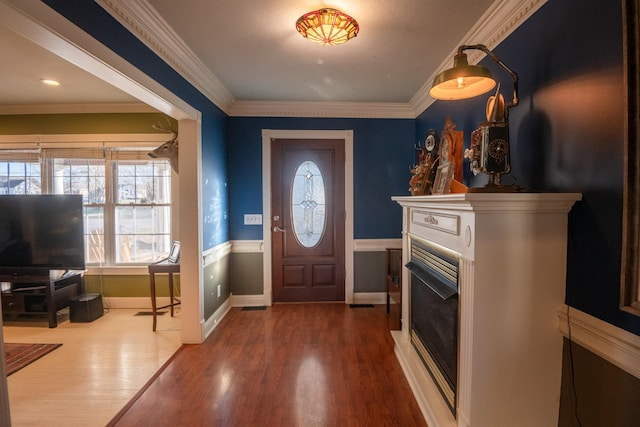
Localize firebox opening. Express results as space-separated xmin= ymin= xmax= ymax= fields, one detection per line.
xmin=408 ymin=237 xmax=460 ymax=416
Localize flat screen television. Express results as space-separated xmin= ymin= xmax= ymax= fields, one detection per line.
xmin=0 ymin=194 xmax=85 ymax=275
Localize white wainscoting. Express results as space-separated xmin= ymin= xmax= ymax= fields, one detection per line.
xmin=558 ymin=305 xmax=640 ymax=380
xmin=228 ymin=238 xmax=402 ymax=305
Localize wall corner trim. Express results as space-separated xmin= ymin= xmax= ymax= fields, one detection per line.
xmin=558 ymin=305 xmax=640 ymax=380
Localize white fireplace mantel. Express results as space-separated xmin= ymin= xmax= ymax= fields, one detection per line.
xmin=392 ymin=193 xmax=582 ymax=427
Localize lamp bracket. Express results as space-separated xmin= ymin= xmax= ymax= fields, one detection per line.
xmin=458 ymin=44 xmax=519 ymax=116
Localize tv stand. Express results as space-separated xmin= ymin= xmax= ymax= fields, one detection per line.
xmin=1 ymin=270 xmax=85 ymax=328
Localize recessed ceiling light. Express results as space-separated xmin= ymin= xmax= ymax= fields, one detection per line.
xmin=39 ymin=78 xmax=60 ymax=86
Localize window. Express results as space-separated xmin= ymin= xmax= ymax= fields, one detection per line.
xmin=291 ymin=160 xmax=326 ymax=248
xmin=51 ymin=158 xmax=106 ymax=264
xmin=0 ymin=145 xmax=174 ymax=266
xmin=0 ymin=153 xmax=41 ymax=195
xmin=113 ymin=160 xmax=172 ymax=263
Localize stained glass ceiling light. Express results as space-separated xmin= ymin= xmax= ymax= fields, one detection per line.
xmin=296 ymin=8 xmax=359 ymax=46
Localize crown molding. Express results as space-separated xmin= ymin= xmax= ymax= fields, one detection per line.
xmin=0 ymin=103 xmax=157 ymax=115
xmin=409 ymin=0 xmax=547 ymax=116
xmin=97 ymin=0 xmax=546 ymax=119
xmin=229 ymin=101 xmax=415 ymax=119
xmin=96 ymin=0 xmax=235 ymax=114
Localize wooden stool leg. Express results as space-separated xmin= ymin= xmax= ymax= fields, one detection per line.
xmin=150 ymin=272 xmax=157 ymax=331
xmin=168 ymin=273 xmax=175 ymax=317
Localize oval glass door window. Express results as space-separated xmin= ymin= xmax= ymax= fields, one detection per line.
xmin=291 ymin=160 xmax=326 ymax=248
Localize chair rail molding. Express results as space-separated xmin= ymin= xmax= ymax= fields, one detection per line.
xmin=558 ymin=305 xmax=640 ymax=380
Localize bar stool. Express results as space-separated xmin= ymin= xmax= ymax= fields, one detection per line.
xmin=148 ymin=259 xmax=180 ymax=331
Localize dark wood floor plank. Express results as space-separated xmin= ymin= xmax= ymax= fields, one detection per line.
xmin=110 ymin=304 xmax=427 ymax=427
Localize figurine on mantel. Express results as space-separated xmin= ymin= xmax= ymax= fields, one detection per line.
xmin=409 ymin=118 xmax=467 ymax=195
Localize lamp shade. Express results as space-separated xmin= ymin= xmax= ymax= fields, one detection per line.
xmin=429 ymin=53 xmax=496 ymax=100
xmin=296 ymin=8 xmax=359 ymax=46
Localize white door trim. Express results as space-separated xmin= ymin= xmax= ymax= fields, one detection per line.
xmin=262 ymin=129 xmax=354 ymax=305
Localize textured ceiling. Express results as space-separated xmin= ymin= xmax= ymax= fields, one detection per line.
xmin=145 ymin=0 xmax=494 ymax=103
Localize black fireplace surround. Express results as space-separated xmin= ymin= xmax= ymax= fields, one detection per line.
xmin=406 ymin=238 xmax=459 ymax=415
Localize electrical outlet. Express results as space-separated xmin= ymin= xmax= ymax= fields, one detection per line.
xmin=244 ymin=214 xmax=262 ymax=225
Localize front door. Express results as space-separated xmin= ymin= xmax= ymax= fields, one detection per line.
xmin=271 ymin=138 xmax=345 ymax=302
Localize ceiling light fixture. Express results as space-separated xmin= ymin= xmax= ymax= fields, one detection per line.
xmin=39 ymin=78 xmax=60 ymax=86
xmin=296 ymin=8 xmax=359 ymax=46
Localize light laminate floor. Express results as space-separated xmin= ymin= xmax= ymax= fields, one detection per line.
xmin=3 ymin=308 xmax=181 ymax=427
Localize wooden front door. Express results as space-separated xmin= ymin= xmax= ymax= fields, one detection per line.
xmin=271 ymin=138 xmax=345 ymax=302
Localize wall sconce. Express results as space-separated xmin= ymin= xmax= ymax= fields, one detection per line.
xmin=430 ymin=44 xmax=520 ymax=192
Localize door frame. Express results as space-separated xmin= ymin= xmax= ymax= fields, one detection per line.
xmin=262 ymin=129 xmax=354 ymax=305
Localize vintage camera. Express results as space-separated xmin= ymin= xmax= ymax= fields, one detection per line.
xmin=465 ymin=122 xmax=514 ymax=191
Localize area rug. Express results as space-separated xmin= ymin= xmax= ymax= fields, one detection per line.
xmin=4 ymin=343 xmax=62 ymax=376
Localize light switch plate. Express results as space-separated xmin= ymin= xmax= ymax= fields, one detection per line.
xmin=244 ymin=214 xmax=262 ymax=225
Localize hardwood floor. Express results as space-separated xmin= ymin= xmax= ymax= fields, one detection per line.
xmin=110 ymin=304 xmax=427 ymax=427
xmin=4 ymin=304 xmax=427 ymax=426
xmin=3 ymin=308 xmax=181 ymax=426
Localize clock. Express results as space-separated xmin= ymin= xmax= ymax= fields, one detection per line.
xmin=423 ymin=130 xmax=439 ymax=152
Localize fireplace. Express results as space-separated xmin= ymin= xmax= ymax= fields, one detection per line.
xmin=392 ymin=194 xmax=581 ymax=427
xmin=406 ymin=237 xmax=459 ymax=415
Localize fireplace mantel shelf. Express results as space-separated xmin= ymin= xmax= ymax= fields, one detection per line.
xmin=392 ymin=193 xmax=581 ymax=427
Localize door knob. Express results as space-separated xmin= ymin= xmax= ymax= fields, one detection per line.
xmin=273 ymin=226 xmax=286 ymax=233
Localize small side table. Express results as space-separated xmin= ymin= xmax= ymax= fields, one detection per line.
xmin=148 ymin=260 xmax=180 ymax=331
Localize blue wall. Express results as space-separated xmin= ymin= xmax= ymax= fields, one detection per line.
xmin=417 ymin=0 xmax=639 ymax=335
xmin=227 ymin=117 xmax=415 ymax=240
xmin=43 ymin=0 xmax=640 ymax=336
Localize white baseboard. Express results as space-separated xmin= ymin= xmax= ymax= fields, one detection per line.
xmin=203 ymin=298 xmax=232 ymax=339
xmin=353 ymin=239 xmax=402 ymax=251
xmin=227 ymin=292 xmax=386 ymax=306
xmin=102 ymin=296 xmax=162 ymax=309
xmin=351 ymin=292 xmax=386 ymax=305
xmin=391 ymin=330 xmax=458 ymax=427
xmin=231 ymin=294 xmax=267 ymax=307
xmin=103 ymin=296 xmax=232 ymax=341
xmin=101 ymin=292 xmax=394 ymax=310
xmin=558 ymin=305 xmax=640 ymax=380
